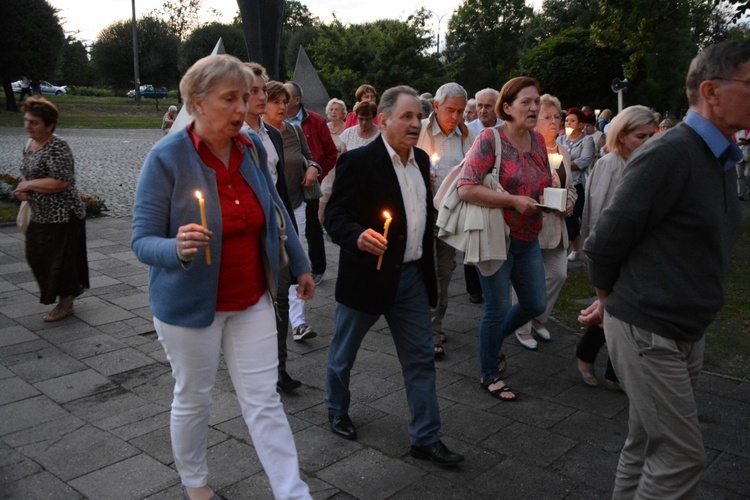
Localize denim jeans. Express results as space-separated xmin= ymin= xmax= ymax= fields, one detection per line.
xmin=478 ymin=236 xmax=546 ymax=383
xmin=326 ymin=264 xmax=441 ymax=446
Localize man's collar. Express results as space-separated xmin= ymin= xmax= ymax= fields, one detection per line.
xmin=684 ymin=110 xmax=742 ymax=171
xmin=382 ymin=136 xmax=417 ymax=167
xmin=429 ymin=114 xmax=459 ymax=137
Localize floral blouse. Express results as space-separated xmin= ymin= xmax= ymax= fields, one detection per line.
xmin=21 ymin=136 xmax=85 ymax=223
xmin=458 ymin=127 xmax=552 ymax=242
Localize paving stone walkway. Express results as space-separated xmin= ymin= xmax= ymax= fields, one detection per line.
xmin=0 ymin=129 xmax=749 ymax=499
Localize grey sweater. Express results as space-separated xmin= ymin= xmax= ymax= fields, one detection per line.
xmin=583 ymin=124 xmax=741 ymax=342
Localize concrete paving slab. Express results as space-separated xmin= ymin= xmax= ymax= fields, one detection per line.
xmin=3 ymin=471 xmax=84 ymax=500
xmin=0 ymin=324 xmax=38 ymax=348
xmin=68 ymin=454 xmax=178 ymax=500
xmin=34 ymin=368 xmax=117 ymax=404
xmin=0 ymin=376 xmax=41 ymax=405
xmin=81 ymin=347 xmax=156 ymax=376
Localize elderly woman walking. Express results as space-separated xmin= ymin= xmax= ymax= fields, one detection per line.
xmin=14 ymin=97 xmax=89 ymax=322
xmin=132 ymin=54 xmax=313 ymax=500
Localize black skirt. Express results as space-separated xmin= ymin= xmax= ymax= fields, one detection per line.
xmin=26 ymin=212 xmax=90 ymax=304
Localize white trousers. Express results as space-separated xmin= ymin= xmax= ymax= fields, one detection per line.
xmin=288 ymin=202 xmax=308 ymax=329
xmin=155 ymin=294 xmax=311 ymax=499
xmin=515 ymin=245 xmax=568 ymax=334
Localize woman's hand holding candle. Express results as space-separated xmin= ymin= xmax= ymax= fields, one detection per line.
xmin=175 ymin=223 xmax=213 ymax=262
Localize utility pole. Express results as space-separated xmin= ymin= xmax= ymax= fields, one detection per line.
xmin=132 ymin=0 xmax=141 ymax=106
xmin=432 ymin=11 xmax=449 ymax=55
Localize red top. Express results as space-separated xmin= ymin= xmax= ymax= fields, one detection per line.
xmin=188 ymin=124 xmax=267 ymax=311
xmin=300 ymin=108 xmax=338 ymax=181
xmin=344 ymin=111 xmax=379 ymax=131
xmin=458 ymin=127 xmax=552 ymax=242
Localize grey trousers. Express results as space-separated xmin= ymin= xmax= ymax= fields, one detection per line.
xmin=604 ymin=312 xmax=706 ymax=499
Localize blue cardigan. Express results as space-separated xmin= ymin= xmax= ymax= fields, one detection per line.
xmin=132 ymin=128 xmax=310 ymax=327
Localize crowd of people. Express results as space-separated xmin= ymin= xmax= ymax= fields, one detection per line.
xmin=13 ymin=39 xmax=748 ymax=499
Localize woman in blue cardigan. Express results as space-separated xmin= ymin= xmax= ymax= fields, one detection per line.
xmin=132 ymin=54 xmax=314 ymax=500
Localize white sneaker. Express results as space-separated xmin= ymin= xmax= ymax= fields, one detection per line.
xmin=292 ymin=323 xmax=317 ymax=341
xmin=567 ymin=251 xmax=579 ymax=262
xmin=532 ymin=324 xmax=551 ymax=341
xmin=515 ymin=331 xmax=538 ymax=350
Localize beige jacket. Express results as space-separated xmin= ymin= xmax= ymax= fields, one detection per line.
xmin=537 ymin=146 xmax=577 ymax=249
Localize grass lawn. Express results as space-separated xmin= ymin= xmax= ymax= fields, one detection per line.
xmin=555 ymin=219 xmax=750 ymax=381
xmin=0 ymin=92 xmax=180 ymax=129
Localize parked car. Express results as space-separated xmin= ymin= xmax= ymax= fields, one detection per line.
xmin=11 ymin=80 xmax=67 ymax=95
xmin=127 ymin=85 xmax=168 ymax=99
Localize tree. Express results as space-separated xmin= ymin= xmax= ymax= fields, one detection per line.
xmin=148 ymin=0 xmax=222 ymax=40
xmin=0 ymin=0 xmax=65 ymax=111
xmin=518 ymin=28 xmax=625 ymax=109
xmin=444 ymin=0 xmax=533 ymax=95
xmin=58 ymin=38 xmax=95 ymax=87
xmin=91 ymin=17 xmax=179 ymax=91
xmin=308 ymin=10 xmax=446 ymax=106
xmin=284 ymin=0 xmax=319 ymax=33
xmin=178 ymin=22 xmax=247 ymax=75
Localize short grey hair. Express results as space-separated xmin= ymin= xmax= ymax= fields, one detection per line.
xmin=325 ymin=98 xmax=347 ymax=118
xmin=466 ymin=98 xmax=477 ymax=109
xmin=605 ymin=105 xmax=656 ymax=156
xmin=539 ymin=94 xmax=561 ymax=112
xmin=475 ymin=88 xmax=499 ymax=102
xmin=379 ymin=85 xmax=419 ymax=117
xmin=168 ymin=105 xmax=177 ymax=113
xmin=686 ymin=40 xmax=750 ymax=106
xmin=285 ymin=81 xmax=303 ymax=100
xmin=434 ymin=82 xmax=467 ymax=106
xmin=180 ymin=54 xmax=249 ymax=115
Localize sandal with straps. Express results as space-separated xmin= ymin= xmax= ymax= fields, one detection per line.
xmin=480 ymin=378 xmax=517 ymax=402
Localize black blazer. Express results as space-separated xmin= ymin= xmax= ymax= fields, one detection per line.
xmin=324 ymin=136 xmax=437 ymax=314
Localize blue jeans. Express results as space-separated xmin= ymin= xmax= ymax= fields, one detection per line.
xmin=326 ymin=264 xmax=441 ymax=446
xmin=478 ymin=237 xmax=546 ymax=383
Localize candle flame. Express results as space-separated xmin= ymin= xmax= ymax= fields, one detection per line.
xmin=195 ymin=190 xmax=203 ymax=200
xmin=431 ymin=153 xmax=439 ymax=164
xmin=383 ymin=211 xmax=391 ymax=219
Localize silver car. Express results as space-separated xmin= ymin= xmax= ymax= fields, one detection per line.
xmin=12 ymin=80 xmax=67 ymax=95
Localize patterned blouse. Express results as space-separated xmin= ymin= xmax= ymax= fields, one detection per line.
xmin=458 ymin=127 xmax=552 ymax=242
xmin=21 ymin=136 xmax=85 ymax=223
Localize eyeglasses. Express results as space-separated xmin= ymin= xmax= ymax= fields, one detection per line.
xmin=712 ymin=77 xmax=750 ymax=89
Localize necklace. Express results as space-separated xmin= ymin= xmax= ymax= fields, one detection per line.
xmin=546 ymin=144 xmax=558 ymax=151
xmin=329 ymin=122 xmax=344 ymax=135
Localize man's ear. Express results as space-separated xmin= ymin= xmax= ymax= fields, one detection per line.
xmin=699 ymin=79 xmax=720 ymax=104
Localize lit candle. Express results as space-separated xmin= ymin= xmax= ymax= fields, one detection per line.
xmin=548 ymin=153 xmax=563 ymax=172
xmin=195 ymin=191 xmax=211 ymax=265
xmin=376 ymin=211 xmax=392 ymax=271
xmin=431 ymin=152 xmax=439 ymax=169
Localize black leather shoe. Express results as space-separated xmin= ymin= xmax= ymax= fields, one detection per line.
xmin=410 ymin=440 xmax=464 ymax=467
xmin=469 ymin=293 xmax=484 ymax=304
xmin=329 ymin=414 xmax=357 ymax=440
xmin=277 ymin=370 xmax=301 ymax=393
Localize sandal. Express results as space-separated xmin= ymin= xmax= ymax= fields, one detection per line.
xmin=498 ymin=352 xmax=507 ymax=374
xmin=480 ymin=378 xmax=517 ymax=401
xmin=44 ymin=304 xmax=74 ymax=322
xmin=577 ymin=358 xmax=598 ymax=387
xmin=434 ymin=345 xmax=445 ymax=360
xmin=438 ymin=332 xmax=447 ymax=344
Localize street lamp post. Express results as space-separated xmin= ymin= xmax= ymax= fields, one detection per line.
xmin=432 ymin=11 xmax=449 ymax=55
xmin=132 ymin=0 xmax=141 ymax=106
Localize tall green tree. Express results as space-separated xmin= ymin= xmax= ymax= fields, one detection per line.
xmin=444 ymin=0 xmax=533 ymax=95
xmin=178 ymin=22 xmax=247 ymax=75
xmin=308 ymin=10 xmax=445 ymax=106
xmin=0 ymin=0 xmax=65 ymax=111
xmin=148 ymin=0 xmax=222 ymax=40
xmin=58 ymin=38 xmax=94 ymax=87
xmin=518 ymin=28 xmax=625 ymax=109
xmin=91 ymin=17 xmax=179 ymax=91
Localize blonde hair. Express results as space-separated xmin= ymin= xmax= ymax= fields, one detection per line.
xmin=539 ymin=94 xmax=561 ymax=112
xmin=180 ymin=54 xmax=249 ymax=115
xmin=605 ymin=105 xmax=656 ymax=156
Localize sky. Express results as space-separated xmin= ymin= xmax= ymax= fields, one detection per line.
xmin=49 ymin=0 xmax=476 ymax=45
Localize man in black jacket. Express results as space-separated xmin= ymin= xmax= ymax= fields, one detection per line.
xmin=324 ymin=86 xmax=463 ymax=467
xmin=580 ymin=41 xmax=749 ymax=498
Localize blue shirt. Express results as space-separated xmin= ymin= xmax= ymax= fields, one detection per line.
xmin=288 ymin=108 xmax=304 ymax=128
xmin=684 ymin=110 xmax=743 ymax=172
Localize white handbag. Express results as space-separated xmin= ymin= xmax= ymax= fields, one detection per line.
xmin=16 ymin=201 xmax=31 ymax=234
